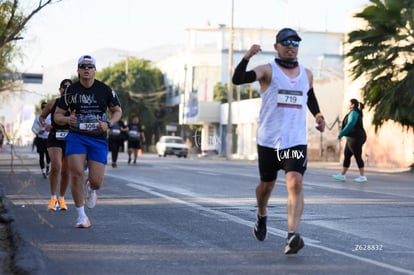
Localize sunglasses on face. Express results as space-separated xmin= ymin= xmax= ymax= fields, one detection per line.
xmin=78 ymin=64 xmax=95 ymax=69
xmin=280 ymin=39 xmax=300 ymax=47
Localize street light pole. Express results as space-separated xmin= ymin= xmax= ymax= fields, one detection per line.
xmin=226 ymin=0 xmax=234 ymax=160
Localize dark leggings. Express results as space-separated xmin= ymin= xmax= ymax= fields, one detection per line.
xmin=109 ymin=139 xmax=122 ymax=163
xmin=343 ymin=136 xmax=366 ymax=168
xmin=38 ymin=150 xmax=50 ymax=169
xmin=36 ymin=138 xmax=50 ymax=169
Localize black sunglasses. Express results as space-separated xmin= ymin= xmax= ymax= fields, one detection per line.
xmin=78 ymin=64 xmax=95 ymax=69
xmin=280 ymin=39 xmax=300 ymax=47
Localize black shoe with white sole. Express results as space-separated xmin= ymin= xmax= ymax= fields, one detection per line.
xmin=284 ymin=233 xmax=304 ymax=254
xmin=253 ymin=215 xmax=267 ymax=241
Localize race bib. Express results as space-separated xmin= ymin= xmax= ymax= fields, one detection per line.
xmin=277 ymin=90 xmax=303 ymax=109
xmin=79 ymin=122 xmax=99 ymax=131
xmin=129 ymin=130 xmax=138 ymax=137
xmin=129 ymin=130 xmax=140 ymax=140
xmin=111 ymin=129 xmax=121 ymax=135
xmin=55 ymin=131 xmax=68 ymax=140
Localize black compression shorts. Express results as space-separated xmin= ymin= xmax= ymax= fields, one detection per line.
xmin=128 ymin=140 xmax=141 ymax=149
xmin=47 ymin=132 xmax=66 ymax=153
xmin=257 ymin=144 xmax=307 ymax=181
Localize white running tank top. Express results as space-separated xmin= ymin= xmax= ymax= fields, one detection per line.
xmin=257 ymin=61 xmax=310 ymax=150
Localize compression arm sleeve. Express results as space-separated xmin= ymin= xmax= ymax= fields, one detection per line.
xmin=307 ymin=88 xmax=322 ymax=117
xmin=232 ymin=58 xmax=257 ymax=85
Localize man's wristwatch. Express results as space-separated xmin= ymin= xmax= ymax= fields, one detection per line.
xmin=106 ymin=121 xmax=112 ymax=128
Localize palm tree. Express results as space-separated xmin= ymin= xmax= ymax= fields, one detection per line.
xmin=346 ymin=0 xmax=414 ymax=131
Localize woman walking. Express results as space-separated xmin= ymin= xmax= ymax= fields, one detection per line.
xmin=333 ymin=98 xmax=367 ymax=183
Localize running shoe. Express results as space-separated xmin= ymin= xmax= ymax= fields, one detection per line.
xmin=47 ymin=198 xmax=58 ymax=211
xmin=85 ymin=179 xmax=97 ymax=209
xmin=75 ymin=216 xmax=91 ymax=228
xmin=332 ymin=174 xmax=346 ymax=181
xmin=284 ymin=233 xmax=305 ymax=254
xmin=353 ymin=176 xmax=367 ymax=183
xmin=253 ymin=214 xmax=267 ymax=241
xmin=58 ymin=197 xmax=68 ymax=211
xmin=42 ymin=172 xmax=47 ymax=179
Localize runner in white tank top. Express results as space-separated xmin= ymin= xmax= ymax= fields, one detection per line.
xmin=232 ymin=28 xmax=326 ymax=255
xmin=257 ymin=60 xmax=309 ymax=149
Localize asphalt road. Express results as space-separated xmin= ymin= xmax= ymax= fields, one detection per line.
xmin=0 ymin=145 xmax=413 ymax=275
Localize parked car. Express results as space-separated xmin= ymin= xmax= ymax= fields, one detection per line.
xmin=156 ymin=136 xmax=188 ymax=158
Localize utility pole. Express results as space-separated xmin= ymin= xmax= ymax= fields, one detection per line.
xmin=181 ymin=64 xmax=187 ymax=137
xmin=226 ymin=0 xmax=234 ymax=160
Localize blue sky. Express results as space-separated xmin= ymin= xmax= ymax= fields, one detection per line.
xmin=16 ymin=0 xmax=369 ymax=72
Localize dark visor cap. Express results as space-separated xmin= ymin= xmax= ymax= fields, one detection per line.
xmin=276 ymin=28 xmax=302 ymax=43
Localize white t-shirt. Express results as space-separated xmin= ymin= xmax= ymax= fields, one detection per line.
xmin=31 ymin=114 xmax=51 ymax=139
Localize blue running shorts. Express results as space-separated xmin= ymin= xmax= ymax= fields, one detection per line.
xmin=65 ymin=132 xmax=108 ymax=164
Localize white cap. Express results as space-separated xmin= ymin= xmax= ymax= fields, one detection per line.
xmin=77 ymin=55 xmax=96 ymax=66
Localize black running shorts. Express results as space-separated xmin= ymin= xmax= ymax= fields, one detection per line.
xmin=257 ymin=144 xmax=307 ymax=182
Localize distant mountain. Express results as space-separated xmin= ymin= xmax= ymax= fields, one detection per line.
xmin=41 ymin=44 xmax=185 ymax=96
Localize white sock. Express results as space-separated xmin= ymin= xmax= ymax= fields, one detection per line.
xmin=76 ymin=206 xmax=86 ymax=217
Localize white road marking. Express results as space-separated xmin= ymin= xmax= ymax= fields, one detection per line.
xmin=197 ymin=171 xmax=221 ymax=176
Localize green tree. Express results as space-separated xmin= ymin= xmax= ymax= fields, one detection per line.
xmin=213 ymin=82 xmax=259 ymax=103
xmin=346 ymin=0 xmax=414 ymax=131
xmin=96 ymin=57 xmax=166 ymax=143
xmin=0 ymin=0 xmax=62 ymax=93
xmin=213 ymin=82 xmax=228 ymax=103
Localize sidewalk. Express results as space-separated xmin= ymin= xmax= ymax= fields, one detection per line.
xmin=0 ymin=145 xmax=39 ymax=274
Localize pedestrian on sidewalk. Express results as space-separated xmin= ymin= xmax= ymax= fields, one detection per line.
xmin=54 ymin=55 xmax=122 ymax=228
xmin=332 ymin=98 xmax=367 ymax=183
xmin=40 ymin=79 xmax=72 ymax=211
xmin=31 ymin=101 xmax=51 ymax=178
xmin=232 ymin=27 xmax=326 ymax=254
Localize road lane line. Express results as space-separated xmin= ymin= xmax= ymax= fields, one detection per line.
xmin=197 ymin=171 xmax=221 ymax=176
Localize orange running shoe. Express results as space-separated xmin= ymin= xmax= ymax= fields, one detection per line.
xmin=58 ymin=197 xmax=68 ymax=211
xmin=47 ymin=198 xmax=58 ymax=211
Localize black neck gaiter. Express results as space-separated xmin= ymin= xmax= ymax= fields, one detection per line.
xmin=275 ymin=58 xmax=298 ymax=68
